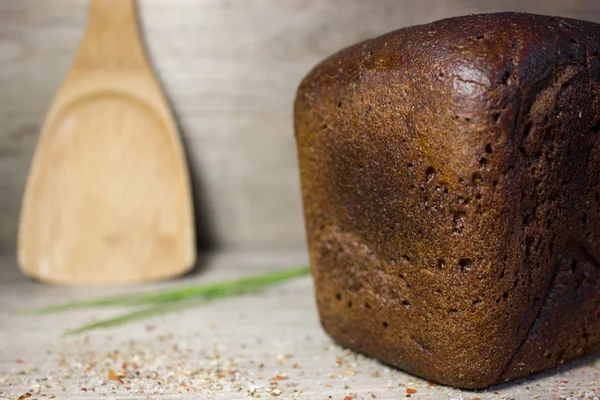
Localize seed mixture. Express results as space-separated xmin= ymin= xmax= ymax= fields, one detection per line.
xmin=2 ymin=328 xmax=600 ymax=400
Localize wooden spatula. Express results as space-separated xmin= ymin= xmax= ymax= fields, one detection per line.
xmin=18 ymin=0 xmax=196 ymax=285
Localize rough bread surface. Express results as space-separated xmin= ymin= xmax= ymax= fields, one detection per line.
xmin=293 ymin=12 xmax=600 ymax=389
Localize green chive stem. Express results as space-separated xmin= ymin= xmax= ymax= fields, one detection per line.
xmin=19 ymin=265 xmax=311 ymax=335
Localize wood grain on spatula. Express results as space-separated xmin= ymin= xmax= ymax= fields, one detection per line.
xmin=18 ymin=0 xmax=196 ymax=285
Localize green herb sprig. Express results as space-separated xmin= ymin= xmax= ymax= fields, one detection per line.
xmin=22 ymin=266 xmax=311 ymax=336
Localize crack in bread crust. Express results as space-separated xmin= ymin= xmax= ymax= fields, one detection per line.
xmin=500 ymin=239 xmax=600 ymax=380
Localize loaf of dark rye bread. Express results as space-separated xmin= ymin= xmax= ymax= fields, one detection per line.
xmin=293 ymin=12 xmax=600 ymax=389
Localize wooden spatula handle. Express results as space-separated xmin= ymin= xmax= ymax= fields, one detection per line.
xmin=75 ymin=0 xmax=147 ymax=68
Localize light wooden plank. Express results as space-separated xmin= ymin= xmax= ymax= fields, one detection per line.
xmin=1 ymin=0 xmax=600 ymax=252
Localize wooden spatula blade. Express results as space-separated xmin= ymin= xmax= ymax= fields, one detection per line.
xmin=18 ymin=0 xmax=196 ymax=285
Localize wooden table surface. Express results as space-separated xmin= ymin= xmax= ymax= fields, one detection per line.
xmin=1 ymin=250 xmax=600 ymax=400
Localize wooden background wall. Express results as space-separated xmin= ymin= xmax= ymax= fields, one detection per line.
xmin=1 ymin=0 xmax=599 ymax=253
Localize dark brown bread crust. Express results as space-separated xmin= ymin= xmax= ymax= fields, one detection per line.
xmin=294 ymin=12 xmax=600 ymax=389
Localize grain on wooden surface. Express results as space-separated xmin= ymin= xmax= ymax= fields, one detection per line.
xmin=1 ymin=251 xmax=600 ymax=399
xmin=1 ymin=1 xmax=600 ymax=254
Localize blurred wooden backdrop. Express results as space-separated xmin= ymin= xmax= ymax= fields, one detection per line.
xmin=0 ymin=0 xmax=599 ymax=254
